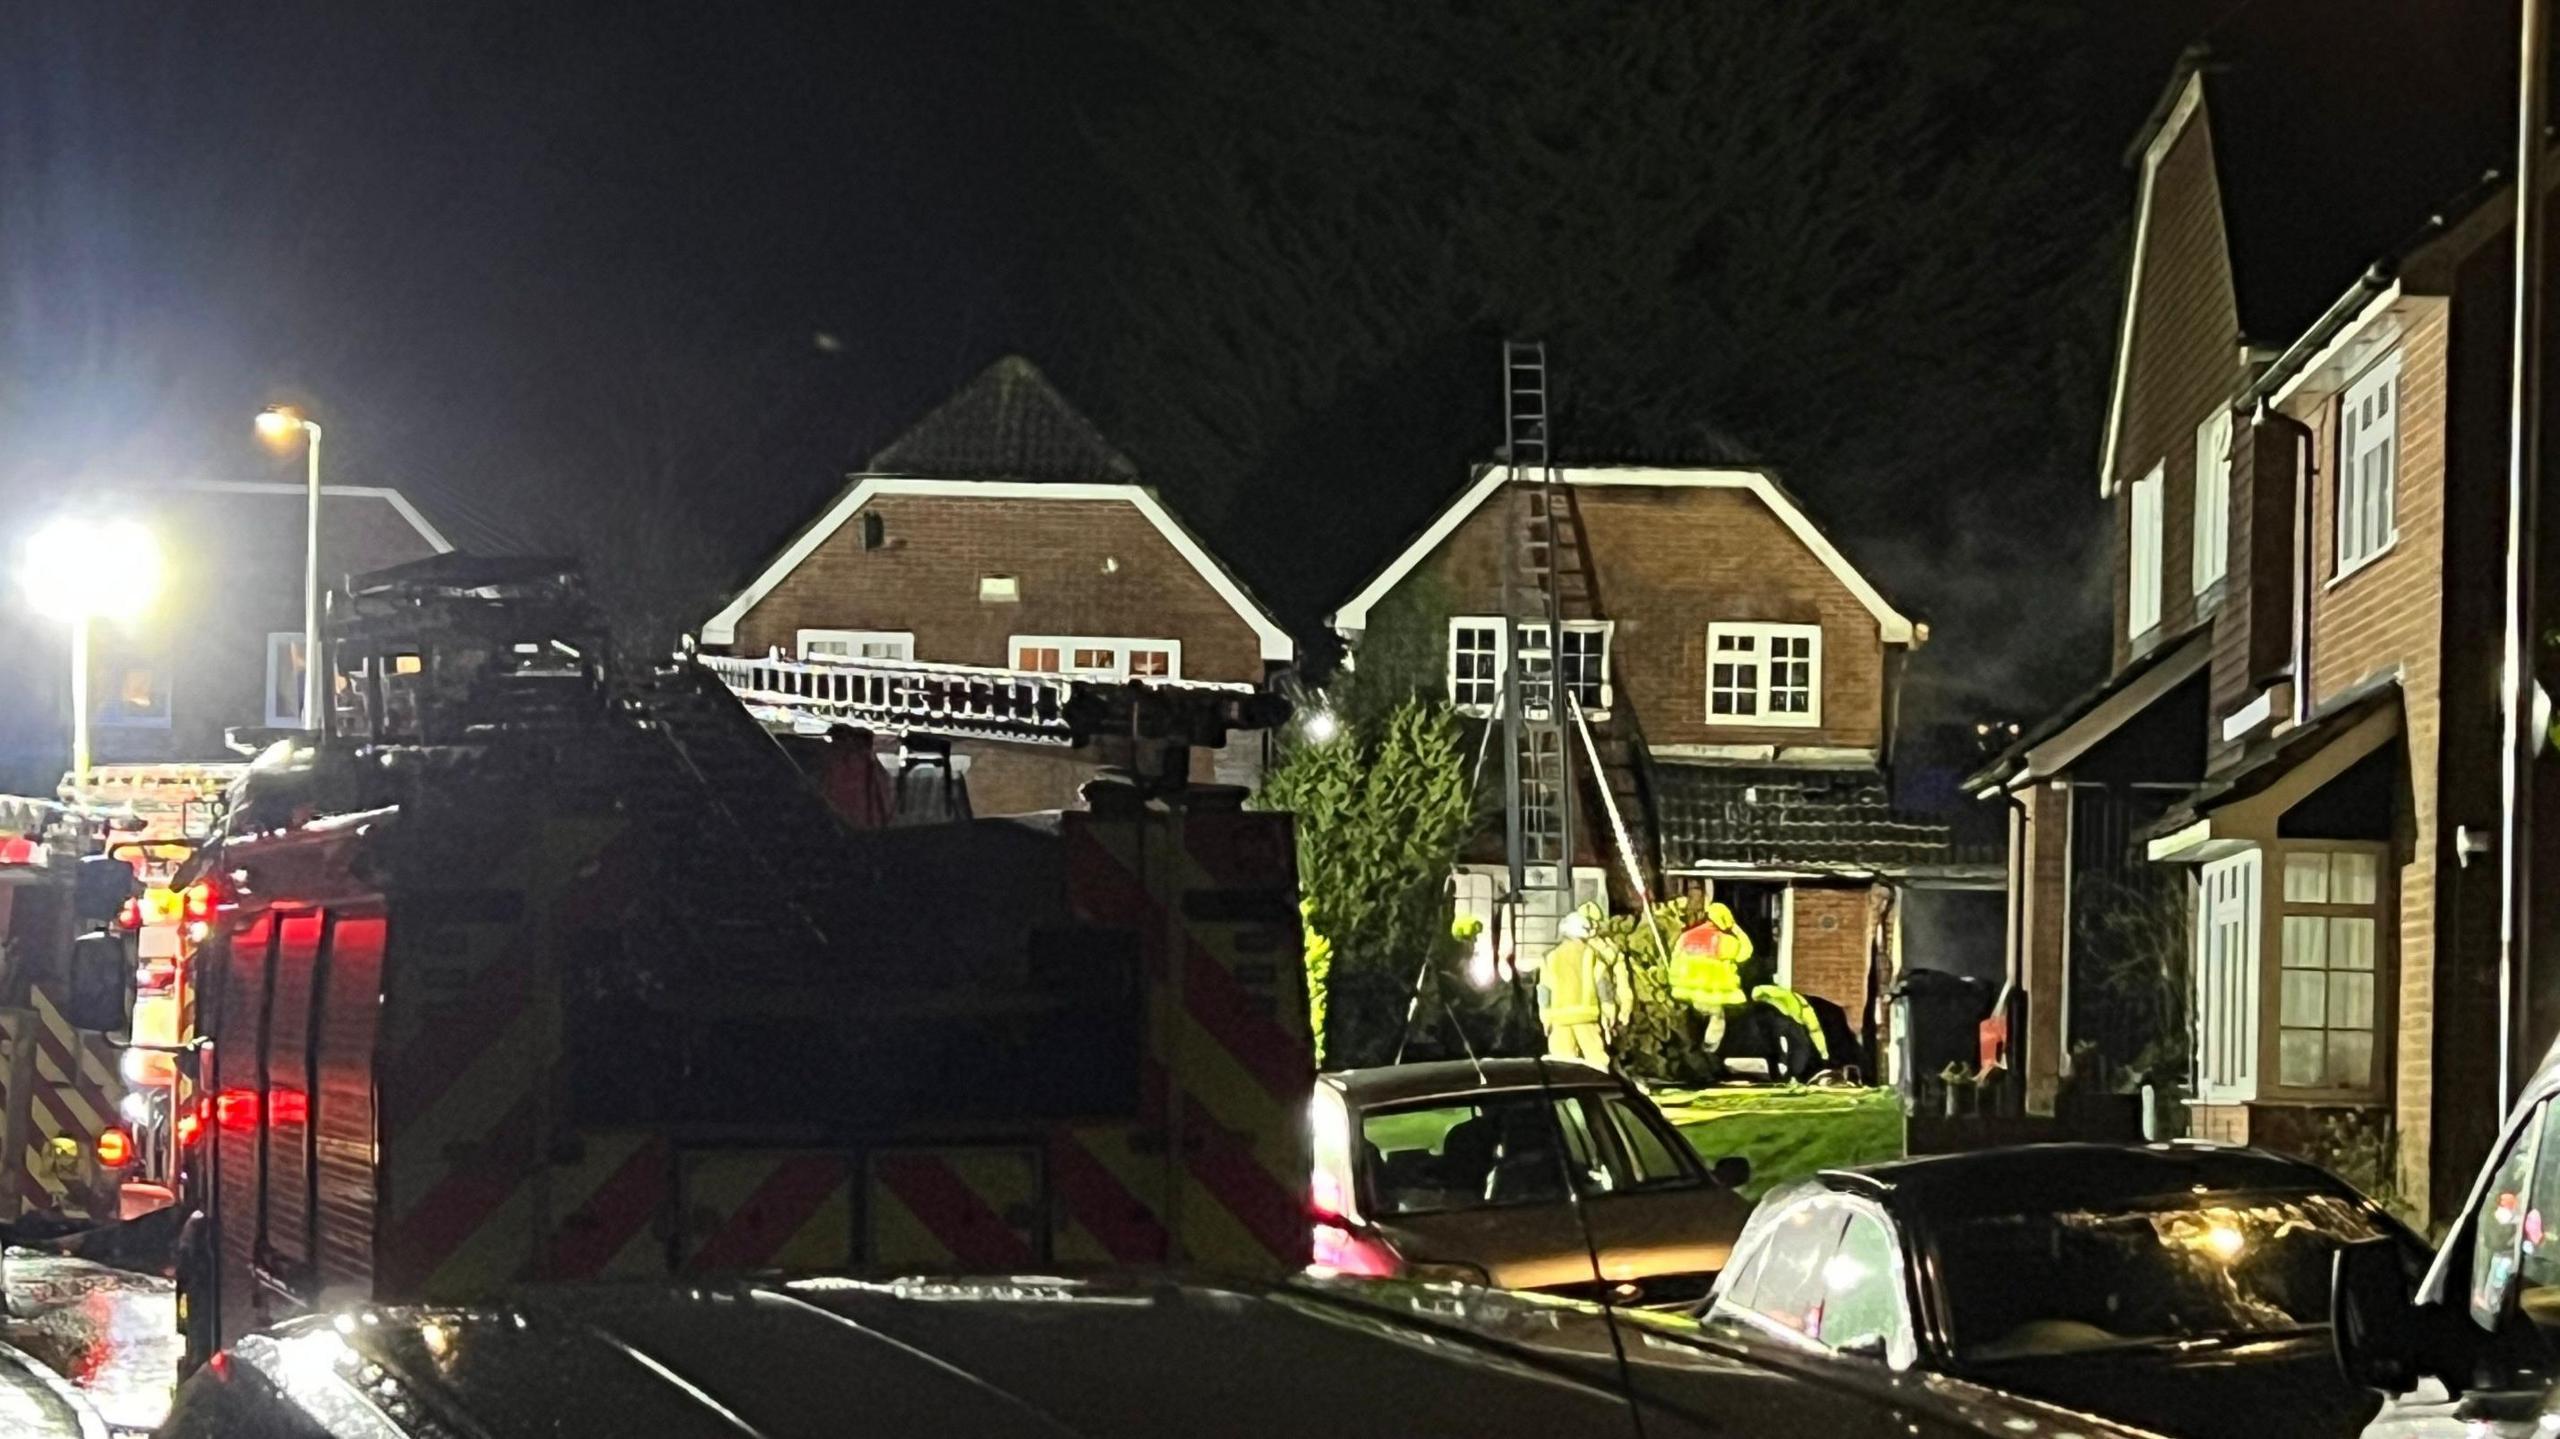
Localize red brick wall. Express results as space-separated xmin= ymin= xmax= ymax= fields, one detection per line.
xmin=1788 ymin=882 xmax=1876 ymax=1016
xmin=1393 ymin=481 xmax=1891 ymax=751
xmin=728 ymin=493 xmax=1267 ymax=682
xmin=2015 ymin=782 xmax=2071 ymax=1111
xmin=2109 ymin=104 xmax=2244 ymax=672
xmin=2293 ymin=302 xmax=2451 ymax=1203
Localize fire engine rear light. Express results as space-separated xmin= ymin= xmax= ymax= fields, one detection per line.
xmin=183 ymin=881 xmax=218 ymax=922
xmin=176 ymin=1107 xmax=205 ymax=1149
xmin=95 ymin=1128 xmax=133 ymax=1168
xmin=214 ymin=1088 xmax=259 ymax=1131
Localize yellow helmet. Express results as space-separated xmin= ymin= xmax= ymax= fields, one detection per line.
xmin=1705 ymin=901 xmax=1738 ymax=930
xmin=1575 ymin=899 xmax=1607 ymax=926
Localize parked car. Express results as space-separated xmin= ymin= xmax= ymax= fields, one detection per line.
xmin=156 ymin=1271 xmax=2171 ymax=1438
xmin=1310 ymin=1057 xmax=1753 ymax=1307
xmin=2335 ymin=1035 xmax=2560 ymax=1437
xmin=1704 ymin=1142 xmax=2428 ymax=1439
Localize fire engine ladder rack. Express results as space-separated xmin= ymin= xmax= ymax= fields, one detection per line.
xmin=1499 ymin=339 xmax=1578 ymax=949
xmin=694 ymin=650 xmax=1268 ymax=749
xmin=618 ymin=660 xmax=861 ymax=960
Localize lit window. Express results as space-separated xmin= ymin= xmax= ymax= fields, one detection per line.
xmin=1704 ymin=622 xmax=1821 ymax=727
xmin=1007 ymin=637 xmax=1180 ymax=682
xmin=266 ymin=632 xmax=306 ymax=727
xmin=95 ymin=645 xmax=171 ymax=728
xmin=2338 ymin=355 xmax=2400 ymax=575
xmin=2276 ymin=848 xmax=2383 ymax=1089
xmin=799 ymin=629 xmax=914 ymax=663
xmin=2194 ymin=409 xmax=2232 ymax=596
xmin=2129 ymin=463 xmax=2164 ymax=637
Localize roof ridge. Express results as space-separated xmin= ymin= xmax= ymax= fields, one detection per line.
xmin=864 ymin=355 xmax=1138 ymax=482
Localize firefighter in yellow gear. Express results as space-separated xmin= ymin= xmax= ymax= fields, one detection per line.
xmin=1671 ymin=902 xmax=1754 ymax=1056
xmin=1541 ymin=901 xmax=1630 ymax=1067
xmin=1750 ymin=983 xmax=1829 ymax=1072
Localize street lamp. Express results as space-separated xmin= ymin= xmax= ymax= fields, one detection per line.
xmin=21 ymin=517 xmax=164 ymax=796
xmin=255 ymin=406 xmax=324 ymax=729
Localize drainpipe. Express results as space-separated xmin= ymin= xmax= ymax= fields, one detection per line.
xmin=2260 ymin=409 xmax=2318 ymax=727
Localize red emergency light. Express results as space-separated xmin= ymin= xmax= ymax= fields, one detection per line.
xmin=175 ymin=1106 xmax=204 ymax=1150
xmin=94 ymin=1128 xmax=133 ymax=1169
xmin=212 ymin=1088 xmax=259 ymax=1132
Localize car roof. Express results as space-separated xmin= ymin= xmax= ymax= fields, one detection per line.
xmin=219 ymin=1274 xmax=2163 ymax=1438
xmin=1806 ymin=1142 xmax=2360 ymax=1220
xmin=1321 ymin=1058 xmax=1624 ymax=1106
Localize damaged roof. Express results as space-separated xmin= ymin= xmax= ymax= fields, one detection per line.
xmin=1656 ymin=763 xmax=2000 ymax=878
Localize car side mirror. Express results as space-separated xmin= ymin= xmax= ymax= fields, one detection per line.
xmin=2335 ymin=1236 xmax=2435 ymax=1392
xmin=63 ymin=931 xmax=134 ymax=1033
xmin=1712 ymin=1156 xmax=1752 ymax=1190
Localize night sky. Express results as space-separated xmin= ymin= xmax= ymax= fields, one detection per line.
xmin=1 ymin=0 xmax=2229 ymax=746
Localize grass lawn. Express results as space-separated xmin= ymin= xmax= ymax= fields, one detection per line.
xmin=1651 ymin=1084 xmax=1905 ymax=1199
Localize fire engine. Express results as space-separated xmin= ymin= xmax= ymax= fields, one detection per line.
xmin=144 ymin=555 xmax=1308 ymax=1369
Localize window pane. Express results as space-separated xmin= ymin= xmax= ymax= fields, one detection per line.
xmin=2327 ymin=1032 xmax=2374 ymax=1088
xmin=1128 ymin=649 xmax=1170 ymax=678
xmin=2280 ymin=970 xmax=2327 ymax=1027
xmin=2470 ymin=1103 xmax=2543 ymax=1324
xmin=2332 ymin=852 xmax=2379 ymax=905
xmin=2283 ymin=852 xmax=2330 ymax=903
xmin=1747 ymin=1204 xmax=1851 ymax=1336
xmin=1602 ymin=1095 xmax=1688 ymax=1186
xmin=2279 ymin=1030 xmax=2326 ymax=1087
xmin=2329 ymin=972 xmax=2376 ymax=1031
xmin=2330 ymin=916 xmax=2377 ymax=971
xmin=2281 ymin=916 xmax=2327 ymax=970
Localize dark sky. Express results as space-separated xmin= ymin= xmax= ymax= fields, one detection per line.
xmin=0 ymin=0 xmax=2227 ymax=735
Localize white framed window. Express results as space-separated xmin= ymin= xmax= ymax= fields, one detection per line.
xmin=1704 ymin=622 xmax=1821 ymax=727
xmin=1446 ymin=617 xmax=1612 ymax=717
xmin=2194 ymin=850 xmax=2261 ymax=1103
xmin=2338 ymin=353 xmax=2400 ymax=575
xmin=265 ymin=632 xmax=308 ymax=728
xmin=2193 ymin=410 xmax=2231 ymax=596
xmin=93 ymin=645 xmax=172 ymax=729
xmin=2128 ymin=463 xmax=2164 ymax=638
xmin=797 ymin=629 xmax=914 ymax=663
xmin=2275 ymin=846 xmax=2384 ymax=1090
xmin=1008 ymin=636 xmax=1180 ymax=681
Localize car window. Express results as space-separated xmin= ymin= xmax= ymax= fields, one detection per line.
xmin=1360 ymin=1091 xmax=1599 ymax=1215
xmin=1818 ymin=1211 xmax=1903 ymax=1356
xmin=2472 ymin=1098 xmax=2558 ymax=1328
xmin=1735 ymin=1200 xmax=1850 ymax=1336
xmin=1599 ymin=1092 xmax=1697 ymax=1188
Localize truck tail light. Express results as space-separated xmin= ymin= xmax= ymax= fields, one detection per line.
xmin=95 ymin=1128 xmax=133 ymax=1168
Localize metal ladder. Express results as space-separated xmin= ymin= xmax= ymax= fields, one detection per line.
xmin=1499 ymin=340 xmax=1578 ymax=956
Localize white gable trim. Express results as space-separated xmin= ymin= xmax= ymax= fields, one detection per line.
xmin=699 ymin=476 xmax=1293 ymax=660
xmin=167 ymin=480 xmax=455 ymax=553
xmin=1327 ymin=465 xmax=1915 ymax=642
xmin=2098 ymin=71 xmax=2206 ymax=498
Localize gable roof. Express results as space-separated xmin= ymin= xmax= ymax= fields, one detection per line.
xmin=2099 ymin=0 xmax=2514 ymax=492
xmin=1326 ymin=465 xmax=1916 ymax=643
xmin=865 ymin=356 xmax=1137 ymax=482
xmin=699 ymin=477 xmax=1293 ymax=660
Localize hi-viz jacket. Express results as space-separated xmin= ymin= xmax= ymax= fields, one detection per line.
xmin=1543 ymin=907 xmax=1630 ymax=1028
xmin=1750 ymin=984 xmax=1829 ymax=1061
xmin=1670 ymin=903 xmax=1752 ymax=1011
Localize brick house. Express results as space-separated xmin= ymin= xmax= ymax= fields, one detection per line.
xmin=71 ymin=479 xmax=452 ymax=767
xmin=700 ymin=356 xmax=1294 ymax=815
xmin=1330 ymin=465 xmax=1995 ymax=1045
xmin=1969 ymin=4 xmax=2527 ymax=1218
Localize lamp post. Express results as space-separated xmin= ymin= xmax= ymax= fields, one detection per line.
xmin=255 ymin=406 xmax=325 ymax=729
xmin=21 ymin=517 xmax=164 ymax=797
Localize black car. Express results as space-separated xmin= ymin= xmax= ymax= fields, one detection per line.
xmin=1702 ymin=1141 xmax=2431 ymax=1439
xmin=154 ymin=1272 xmax=2166 ymax=1438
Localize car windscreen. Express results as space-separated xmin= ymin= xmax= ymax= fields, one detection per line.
xmin=1934 ymin=1188 xmax=2389 ymax=1362
xmin=1359 ymin=1087 xmax=1698 ymax=1217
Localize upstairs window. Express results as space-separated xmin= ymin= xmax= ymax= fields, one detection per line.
xmin=1705 ymin=622 xmax=1821 ymax=728
xmin=2128 ymin=463 xmax=2164 ymax=638
xmin=266 ymin=632 xmax=307 ymax=728
xmin=798 ymin=629 xmax=914 ymax=663
xmin=95 ymin=644 xmax=172 ymax=728
xmin=2338 ymin=354 xmax=2400 ymax=575
xmin=1446 ymin=618 xmax=1611 ymax=717
xmin=2194 ymin=410 xmax=2232 ymax=596
xmin=1009 ymin=636 xmax=1180 ymax=682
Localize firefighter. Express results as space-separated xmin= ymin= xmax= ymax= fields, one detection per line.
xmin=1540 ymin=901 xmax=1625 ymax=1068
xmin=1749 ymin=982 xmax=1828 ymax=1079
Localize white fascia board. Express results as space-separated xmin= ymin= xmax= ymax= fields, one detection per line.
xmin=1330 ymin=465 xmax=1915 ymax=643
xmin=700 ymin=477 xmax=1293 ymax=661
xmin=2017 ymin=634 xmax=2209 ymax=783
xmin=2220 ymin=689 xmax=2276 ymax=743
xmin=170 ymin=479 xmax=455 ymax=553
xmin=2098 ymin=72 xmax=2205 ymax=497
xmin=2265 ymin=281 xmax=2407 ymax=410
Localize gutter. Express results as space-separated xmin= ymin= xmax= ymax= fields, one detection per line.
xmin=2246 ymin=264 xmax=2394 ymax=409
